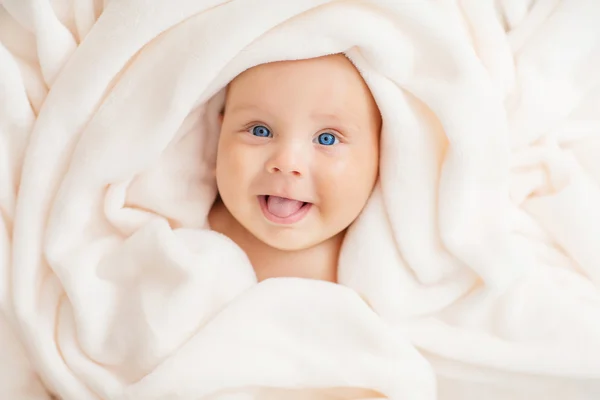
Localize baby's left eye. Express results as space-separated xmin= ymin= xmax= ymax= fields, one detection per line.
xmin=315 ymin=132 xmax=339 ymax=146
xmin=251 ymin=125 xmax=271 ymax=137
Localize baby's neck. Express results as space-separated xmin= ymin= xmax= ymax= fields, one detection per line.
xmin=208 ymin=198 xmax=343 ymax=283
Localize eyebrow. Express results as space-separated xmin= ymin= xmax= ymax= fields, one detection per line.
xmin=311 ymin=111 xmax=361 ymax=134
xmin=226 ymin=103 xmax=271 ymax=116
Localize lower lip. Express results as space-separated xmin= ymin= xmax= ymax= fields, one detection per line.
xmin=258 ymin=195 xmax=312 ymax=225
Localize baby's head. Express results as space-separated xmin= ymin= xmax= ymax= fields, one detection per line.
xmin=216 ymin=54 xmax=381 ymax=251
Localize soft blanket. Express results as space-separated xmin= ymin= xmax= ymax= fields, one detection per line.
xmin=1 ymin=0 xmax=600 ymax=399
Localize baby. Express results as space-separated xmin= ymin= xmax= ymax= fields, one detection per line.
xmin=208 ymin=54 xmax=381 ymax=283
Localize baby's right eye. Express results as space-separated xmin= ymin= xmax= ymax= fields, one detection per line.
xmin=250 ymin=125 xmax=271 ymax=137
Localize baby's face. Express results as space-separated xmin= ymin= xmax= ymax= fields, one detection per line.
xmin=216 ymin=54 xmax=381 ymax=251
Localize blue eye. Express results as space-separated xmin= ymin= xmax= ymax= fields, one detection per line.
xmin=316 ymin=132 xmax=338 ymax=146
xmin=251 ymin=125 xmax=271 ymax=137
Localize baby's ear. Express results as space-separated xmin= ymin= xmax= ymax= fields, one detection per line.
xmin=218 ymin=106 xmax=225 ymax=124
xmin=218 ymin=85 xmax=228 ymax=124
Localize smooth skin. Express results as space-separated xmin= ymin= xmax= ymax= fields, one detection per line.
xmin=208 ymin=54 xmax=381 ymax=282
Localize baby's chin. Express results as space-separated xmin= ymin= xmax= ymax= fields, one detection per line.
xmin=253 ymin=229 xmax=323 ymax=252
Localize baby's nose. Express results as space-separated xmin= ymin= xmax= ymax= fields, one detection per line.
xmin=266 ymin=142 xmax=307 ymax=177
xmin=269 ymin=165 xmax=302 ymax=177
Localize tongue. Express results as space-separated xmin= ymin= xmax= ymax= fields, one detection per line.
xmin=266 ymin=196 xmax=304 ymax=218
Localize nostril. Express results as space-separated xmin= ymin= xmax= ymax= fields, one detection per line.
xmin=267 ymin=164 xmax=301 ymax=176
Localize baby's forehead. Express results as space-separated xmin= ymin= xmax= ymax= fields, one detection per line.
xmin=227 ymin=55 xmax=367 ymax=96
xmin=224 ymin=55 xmax=380 ymax=123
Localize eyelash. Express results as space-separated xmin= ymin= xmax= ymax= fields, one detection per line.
xmin=248 ymin=124 xmax=272 ymax=138
xmin=246 ymin=124 xmax=342 ymax=146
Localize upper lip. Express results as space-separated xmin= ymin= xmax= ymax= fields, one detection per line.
xmin=260 ymin=193 xmax=312 ymax=204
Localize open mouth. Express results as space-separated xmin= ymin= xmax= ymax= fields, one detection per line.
xmin=258 ymin=195 xmax=312 ymax=225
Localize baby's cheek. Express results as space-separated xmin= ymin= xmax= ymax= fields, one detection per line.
xmin=220 ymin=143 xmax=250 ymax=175
xmin=318 ymin=175 xmax=362 ymax=226
xmin=343 ymin=164 xmax=376 ymax=214
xmin=216 ymin=153 xmax=244 ymax=194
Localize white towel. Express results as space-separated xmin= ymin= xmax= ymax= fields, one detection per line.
xmin=1 ymin=0 xmax=599 ymax=399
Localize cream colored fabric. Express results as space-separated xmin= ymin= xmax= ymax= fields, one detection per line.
xmin=1 ymin=0 xmax=599 ymax=399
